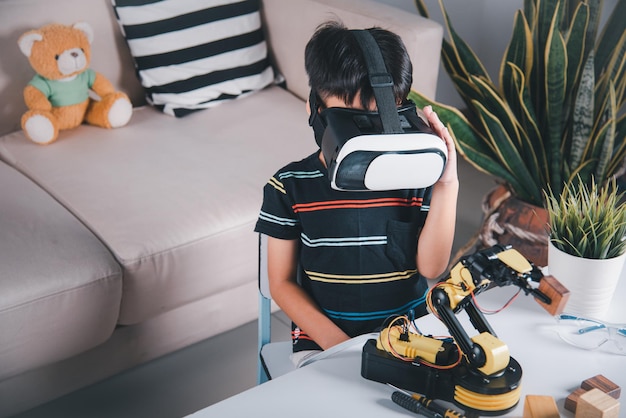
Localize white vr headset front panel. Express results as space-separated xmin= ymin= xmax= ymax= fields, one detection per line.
xmin=329 ymin=133 xmax=448 ymax=191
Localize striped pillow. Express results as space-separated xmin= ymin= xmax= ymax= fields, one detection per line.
xmin=112 ymin=0 xmax=275 ymax=117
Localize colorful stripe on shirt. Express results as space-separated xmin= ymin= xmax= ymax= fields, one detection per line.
xmin=278 ymin=170 xmax=324 ymax=180
xmin=268 ymin=177 xmax=286 ymax=194
xmin=292 ymin=197 xmax=423 ymax=213
xmin=269 ymin=170 xmax=324 ymax=194
xmin=322 ymin=290 xmax=428 ymax=321
xmin=301 ymin=233 xmax=387 ymax=247
xmin=258 ymin=211 xmax=298 ymax=227
xmin=304 ymin=269 xmax=418 ymax=284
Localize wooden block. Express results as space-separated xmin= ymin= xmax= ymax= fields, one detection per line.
xmin=535 ymin=275 xmax=570 ymax=315
xmin=575 ymin=388 xmax=620 ymax=418
xmin=581 ymin=375 xmax=621 ymax=399
xmin=565 ymin=387 xmax=587 ymax=413
xmin=523 ymin=395 xmax=560 ymax=418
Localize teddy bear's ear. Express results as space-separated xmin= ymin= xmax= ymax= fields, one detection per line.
xmin=73 ymin=22 xmax=94 ymax=44
xmin=18 ymin=31 xmax=43 ymax=57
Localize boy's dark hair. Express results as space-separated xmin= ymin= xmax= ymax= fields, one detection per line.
xmin=304 ymin=21 xmax=413 ymax=110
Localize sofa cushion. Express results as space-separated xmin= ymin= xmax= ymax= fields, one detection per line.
xmin=111 ymin=0 xmax=275 ymax=117
xmin=0 ymin=161 xmax=123 ymax=380
xmin=0 ymin=85 xmax=316 ymax=325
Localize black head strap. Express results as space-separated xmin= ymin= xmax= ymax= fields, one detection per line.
xmin=308 ymin=89 xmax=326 ymax=147
xmin=350 ymin=30 xmax=403 ymax=134
xmin=308 ymin=29 xmax=404 ymax=147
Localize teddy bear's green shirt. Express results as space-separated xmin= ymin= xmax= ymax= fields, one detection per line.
xmin=28 ymin=69 xmax=96 ymax=107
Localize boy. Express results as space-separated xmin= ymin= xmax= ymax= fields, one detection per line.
xmin=255 ymin=21 xmax=458 ymax=364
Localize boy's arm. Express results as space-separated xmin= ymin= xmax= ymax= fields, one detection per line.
xmin=416 ymin=106 xmax=459 ymax=279
xmin=267 ymin=236 xmax=350 ymax=350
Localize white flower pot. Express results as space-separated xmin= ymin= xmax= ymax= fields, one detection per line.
xmin=547 ymin=241 xmax=626 ymax=319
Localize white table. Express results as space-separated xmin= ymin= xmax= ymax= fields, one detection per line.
xmin=190 ymin=274 xmax=626 ymax=417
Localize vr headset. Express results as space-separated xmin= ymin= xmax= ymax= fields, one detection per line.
xmin=308 ymin=30 xmax=447 ymax=191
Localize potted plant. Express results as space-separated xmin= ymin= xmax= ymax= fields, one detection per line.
xmin=411 ymin=0 xmax=626 ymax=266
xmin=544 ymin=177 xmax=626 ymax=318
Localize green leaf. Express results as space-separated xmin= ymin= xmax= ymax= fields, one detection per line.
xmin=544 ymin=9 xmax=567 ymax=192
xmin=473 ymin=100 xmax=541 ymax=204
xmin=563 ymin=2 xmax=589 ymax=122
xmin=447 ymin=73 xmax=483 ymax=121
xmin=560 ymin=0 xmax=581 ymax=31
xmin=537 ymin=0 xmax=559 ymax=48
xmin=413 ymin=0 xmax=430 ymax=18
xmin=441 ymin=41 xmax=464 ymax=82
xmin=595 ymin=0 xmax=626 ymax=81
xmin=408 ymin=90 xmax=487 ymax=154
xmin=523 ymin=0 xmax=537 ymax=30
xmin=424 ymin=0 xmax=626 ymax=209
xmin=582 ymin=0 xmax=600 ymax=67
xmin=470 ymin=75 xmax=522 ymax=149
xmin=545 ymin=177 xmax=626 ymax=259
xmin=595 ymin=31 xmax=626 ymax=116
xmin=408 ymin=90 xmax=523 ymax=188
xmin=530 ymin=0 xmax=560 ymax=119
xmin=500 ymin=10 xmax=533 ymax=106
xmin=507 ymin=63 xmax=547 ymax=184
xmin=592 ymin=83 xmax=616 ymax=183
xmin=437 ymin=0 xmax=491 ymax=81
xmin=613 ymin=42 xmax=626 ymax=108
xmin=570 ymin=51 xmax=595 ymax=171
xmin=563 ymin=2 xmax=588 ymax=84
xmin=608 ymin=113 xmax=626 ymax=175
xmin=457 ymin=142 xmax=530 ymax=199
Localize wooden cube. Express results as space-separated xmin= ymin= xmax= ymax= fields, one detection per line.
xmin=581 ymin=375 xmax=621 ymax=399
xmin=575 ymin=388 xmax=620 ymax=418
xmin=535 ymin=275 xmax=570 ymax=315
xmin=565 ymin=388 xmax=587 ymax=413
xmin=566 ymin=375 xmax=621 ymax=413
xmin=523 ymin=395 xmax=560 ymax=418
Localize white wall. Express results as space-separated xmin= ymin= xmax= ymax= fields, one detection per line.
xmin=374 ymin=0 xmax=618 ymax=108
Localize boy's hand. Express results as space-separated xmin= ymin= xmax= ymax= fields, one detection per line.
xmin=423 ymin=105 xmax=458 ymax=185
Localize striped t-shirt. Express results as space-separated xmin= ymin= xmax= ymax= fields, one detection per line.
xmin=255 ymin=152 xmax=432 ymax=350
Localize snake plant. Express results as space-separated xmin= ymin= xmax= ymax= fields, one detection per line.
xmin=412 ymin=0 xmax=626 ymax=207
xmin=544 ymin=176 xmax=626 ymax=259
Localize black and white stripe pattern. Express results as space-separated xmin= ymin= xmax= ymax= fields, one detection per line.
xmin=112 ymin=0 xmax=274 ymax=117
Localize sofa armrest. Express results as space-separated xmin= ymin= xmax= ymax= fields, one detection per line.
xmin=261 ymin=0 xmax=443 ymax=102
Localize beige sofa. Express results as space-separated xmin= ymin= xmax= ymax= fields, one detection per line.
xmin=0 ymin=0 xmax=442 ymax=415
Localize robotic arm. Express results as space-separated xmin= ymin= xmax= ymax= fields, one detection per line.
xmin=428 ymin=244 xmax=552 ymax=375
xmin=362 ymin=244 xmax=570 ymax=415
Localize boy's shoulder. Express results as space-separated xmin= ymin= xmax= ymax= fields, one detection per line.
xmin=274 ymin=152 xmax=323 ymax=177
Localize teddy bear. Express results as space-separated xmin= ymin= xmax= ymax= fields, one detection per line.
xmin=18 ymin=22 xmax=132 ymax=145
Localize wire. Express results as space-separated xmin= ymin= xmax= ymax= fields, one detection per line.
xmin=385 ymin=316 xmax=413 ymax=361
xmin=471 ymin=287 xmax=521 ymax=315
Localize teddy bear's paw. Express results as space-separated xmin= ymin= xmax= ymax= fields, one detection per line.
xmin=22 ymin=113 xmax=58 ymax=145
xmin=108 ymin=97 xmax=132 ymax=128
